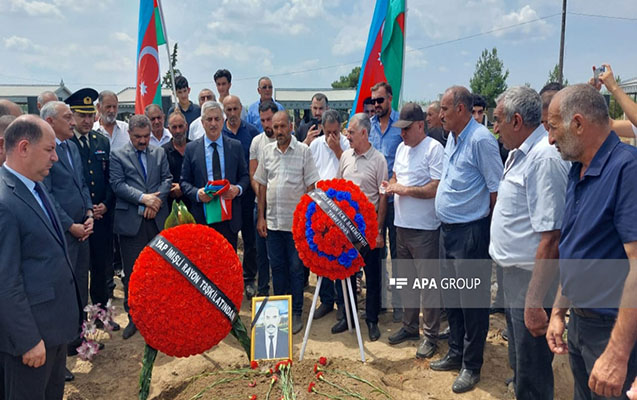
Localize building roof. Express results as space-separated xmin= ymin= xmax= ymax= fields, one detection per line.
xmin=275 ymin=88 xmax=356 ymax=110
xmin=619 ymin=77 xmax=637 ymax=95
xmin=0 ymin=82 xmax=73 ymax=101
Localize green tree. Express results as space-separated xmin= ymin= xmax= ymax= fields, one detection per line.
xmin=331 ymin=67 xmax=360 ymax=89
xmin=161 ymin=43 xmax=182 ymax=90
xmin=469 ymin=48 xmax=509 ymax=108
xmin=546 ymin=64 xmax=568 ymax=86
xmin=608 ymin=75 xmax=624 ymax=120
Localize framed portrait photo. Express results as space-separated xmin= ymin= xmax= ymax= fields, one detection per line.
xmin=250 ymin=295 xmax=292 ymax=361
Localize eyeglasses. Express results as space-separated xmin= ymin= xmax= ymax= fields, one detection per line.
xmin=370 ymin=97 xmax=385 ymax=105
xmin=260 ymin=85 xmax=273 ymax=90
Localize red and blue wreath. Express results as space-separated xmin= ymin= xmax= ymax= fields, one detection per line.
xmin=293 ymin=179 xmax=378 ymax=281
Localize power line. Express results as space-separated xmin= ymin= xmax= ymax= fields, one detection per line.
xmin=568 ymin=11 xmax=637 ymax=21
xmin=0 ymin=12 xmax=568 ymax=87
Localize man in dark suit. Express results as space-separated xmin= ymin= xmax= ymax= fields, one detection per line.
xmin=180 ymin=101 xmax=249 ymax=250
xmin=253 ymin=305 xmax=289 ymax=360
xmin=110 ymin=114 xmax=172 ymax=339
xmin=0 ymin=115 xmax=81 ymax=400
xmin=41 ymin=99 xmax=94 ymax=367
xmin=69 ymin=90 xmax=119 ymax=332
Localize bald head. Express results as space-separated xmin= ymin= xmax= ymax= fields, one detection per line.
xmin=223 ymin=95 xmax=243 ymax=129
xmin=4 ymin=115 xmax=58 ymax=181
xmin=0 ymin=100 xmax=23 ymax=118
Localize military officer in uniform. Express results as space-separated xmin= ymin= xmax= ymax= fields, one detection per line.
xmin=66 ymin=89 xmax=120 ymax=331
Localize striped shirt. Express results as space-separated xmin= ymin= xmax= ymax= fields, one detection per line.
xmin=253 ymin=136 xmax=319 ymax=232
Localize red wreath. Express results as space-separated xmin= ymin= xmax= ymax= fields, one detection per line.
xmin=293 ymin=179 xmax=378 ymax=281
xmin=128 ymin=224 xmax=243 ymax=357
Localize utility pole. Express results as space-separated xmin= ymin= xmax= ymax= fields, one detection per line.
xmin=558 ymin=0 xmax=567 ymax=85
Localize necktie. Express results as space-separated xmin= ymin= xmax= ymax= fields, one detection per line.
xmin=59 ymin=141 xmax=74 ymax=169
xmin=33 ymin=183 xmax=64 ymax=242
xmin=79 ymin=135 xmax=90 ymax=159
xmin=211 ymin=142 xmax=222 ymax=180
xmin=268 ymin=335 xmax=274 ymax=358
xmin=137 ymin=150 xmax=147 ymax=181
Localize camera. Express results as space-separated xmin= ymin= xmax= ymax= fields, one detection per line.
xmin=310 ymin=117 xmax=324 ymax=136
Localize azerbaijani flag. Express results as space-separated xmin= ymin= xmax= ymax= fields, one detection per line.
xmin=135 ymin=0 xmax=166 ymax=114
xmin=351 ymin=0 xmax=405 ymax=116
xmin=204 ymin=180 xmax=233 ymax=225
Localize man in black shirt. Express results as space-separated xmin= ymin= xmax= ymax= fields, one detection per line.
xmin=162 ymin=111 xmax=190 ymax=211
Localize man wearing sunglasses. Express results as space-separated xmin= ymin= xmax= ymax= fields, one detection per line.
xmin=246 ymin=76 xmax=284 ymax=132
xmin=369 ymin=81 xmax=404 ymax=324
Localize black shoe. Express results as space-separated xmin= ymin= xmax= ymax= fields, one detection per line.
xmin=367 ymin=322 xmax=380 ymax=341
xmin=501 ymin=328 xmax=508 ymax=341
xmin=292 ymin=314 xmax=304 ymax=334
xmin=313 ymin=303 xmax=334 ymax=320
xmin=489 ymin=307 xmax=505 ymax=315
xmin=336 ymin=307 xmax=345 ymax=321
xmin=452 ymin=368 xmax=480 ymax=393
xmin=388 ymin=328 xmax=419 ymax=345
xmin=416 ymin=339 xmax=437 ymax=359
xmin=392 ymin=308 xmax=403 ymax=323
xmin=96 ymin=319 xmax=121 ymax=332
xmin=245 ymin=284 xmax=256 ymax=300
xmin=65 ymin=367 xmax=75 ymax=382
xmin=430 ymin=353 xmax=462 ymax=371
xmin=331 ymin=318 xmax=349 ymax=334
xmin=439 ymin=326 xmax=450 ymax=340
xmin=122 ymin=321 xmax=137 ymax=340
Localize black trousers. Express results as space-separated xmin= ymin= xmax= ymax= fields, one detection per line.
xmin=240 ymin=189 xmax=257 ymax=285
xmin=209 ymin=220 xmax=238 ymax=250
xmin=335 ymin=248 xmax=382 ymax=323
xmin=121 ymin=219 xmax=160 ymax=313
xmin=65 ymin=232 xmax=90 ymax=312
xmin=0 ymin=344 xmax=67 ymax=400
xmin=439 ymin=217 xmax=492 ymax=372
xmin=88 ymin=215 xmax=113 ymax=309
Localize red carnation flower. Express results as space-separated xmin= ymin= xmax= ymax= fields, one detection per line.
xmin=249 ymin=395 xmax=257 ymax=400
xmin=250 ymin=360 xmax=259 ymax=369
xmin=319 ymin=356 xmax=327 ymax=365
xmin=128 ymin=224 xmax=243 ymax=357
xmin=316 ymin=371 xmax=324 ymax=380
xmin=293 ymin=179 xmax=378 ymax=281
xmin=308 ymin=382 xmax=317 ymax=393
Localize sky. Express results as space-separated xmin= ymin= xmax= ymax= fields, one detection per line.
xmin=1 ymin=0 xmax=636 ymax=107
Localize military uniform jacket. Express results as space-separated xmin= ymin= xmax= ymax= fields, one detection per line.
xmin=71 ymin=130 xmax=114 ymax=210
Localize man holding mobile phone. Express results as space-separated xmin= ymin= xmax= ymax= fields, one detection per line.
xmin=296 ymin=93 xmax=329 ymax=145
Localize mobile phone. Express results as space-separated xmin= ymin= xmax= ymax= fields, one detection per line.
xmin=593 ymin=65 xmax=606 ymax=85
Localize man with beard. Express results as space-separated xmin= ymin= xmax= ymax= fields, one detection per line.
xmin=69 ymin=90 xmax=120 ymax=333
xmin=246 ymin=77 xmax=284 ymax=132
xmin=222 ymin=95 xmax=259 ymax=299
xmin=369 ymin=81 xmax=403 ymax=323
xmin=146 ymin=104 xmax=172 ymax=147
xmin=162 ymin=111 xmax=190 ymax=210
xmin=295 ymin=93 xmax=328 ymax=145
xmin=249 ymin=101 xmax=278 ymax=296
xmin=254 ymin=111 xmax=319 ymax=334
xmin=93 ymin=91 xmax=130 ymax=151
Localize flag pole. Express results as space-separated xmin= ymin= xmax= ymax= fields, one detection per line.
xmin=156 ymin=0 xmax=177 ymax=106
xmin=399 ymin=0 xmax=406 ymax=108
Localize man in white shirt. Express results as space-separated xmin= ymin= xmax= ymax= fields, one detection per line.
xmin=145 ymin=104 xmax=172 ymax=147
xmin=92 ymin=91 xmax=130 ymax=151
xmin=383 ymin=103 xmax=444 ymax=360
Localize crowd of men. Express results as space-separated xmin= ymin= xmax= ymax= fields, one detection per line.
xmin=1 ymin=63 xmax=637 ymax=400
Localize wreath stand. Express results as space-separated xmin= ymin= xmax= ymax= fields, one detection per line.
xmin=299 ymin=276 xmax=366 ymax=362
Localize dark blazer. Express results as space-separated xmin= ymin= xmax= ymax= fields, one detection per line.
xmin=110 ymin=142 xmax=172 ymax=236
xmin=253 ymin=327 xmax=289 ymax=360
xmin=180 ymin=135 xmax=249 ymax=233
xmin=70 ymin=131 xmax=114 ymax=210
xmin=0 ymin=167 xmax=80 ymax=356
xmin=43 ymin=140 xmax=92 ymax=231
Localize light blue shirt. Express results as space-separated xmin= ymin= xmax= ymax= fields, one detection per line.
xmin=369 ymin=109 xmax=402 ymax=180
xmin=435 ymin=118 xmax=503 ymax=224
xmin=489 ymin=126 xmax=570 ymax=269
xmin=204 ymin=134 xmax=225 ymax=180
xmin=246 ymin=100 xmax=284 ymax=132
xmin=3 ymin=164 xmax=48 ymax=216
